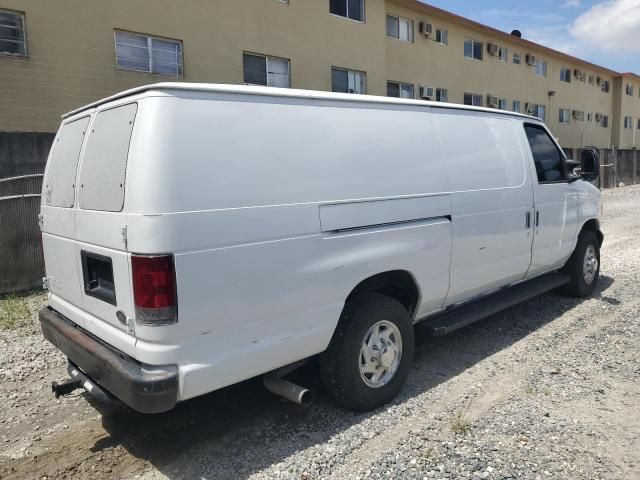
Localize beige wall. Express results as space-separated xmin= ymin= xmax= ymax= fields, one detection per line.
xmin=0 ymin=0 xmax=637 ymax=150
xmin=383 ymin=2 xmax=616 ymax=149
xmin=613 ymin=76 xmax=640 ymax=149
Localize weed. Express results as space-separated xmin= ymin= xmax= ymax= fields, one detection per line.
xmin=0 ymin=294 xmax=32 ymax=329
xmin=451 ymin=399 xmax=473 ymax=435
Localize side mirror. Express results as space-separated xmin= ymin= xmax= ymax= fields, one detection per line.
xmin=581 ymin=149 xmax=600 ymax=182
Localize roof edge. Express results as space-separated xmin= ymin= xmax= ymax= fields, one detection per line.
xmin=62 ymin=82 xmax=541 ymax=122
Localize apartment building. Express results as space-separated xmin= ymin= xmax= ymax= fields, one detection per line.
xmin=1 ymin=0 xmax=639 ymax=150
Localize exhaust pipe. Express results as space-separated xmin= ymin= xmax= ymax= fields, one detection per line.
xmin=263 ymin=360 xmax=313 ymax=407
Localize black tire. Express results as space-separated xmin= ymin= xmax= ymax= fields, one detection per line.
xmin=319 ymin=293 xmax=414 ymax=411
xmin=561 ymin=230 xmax=600 ymax=297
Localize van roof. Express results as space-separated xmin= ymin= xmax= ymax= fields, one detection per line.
xmin=63 ymin=82 xmax=539 ymax=122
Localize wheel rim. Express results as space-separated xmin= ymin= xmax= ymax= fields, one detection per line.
xmin=359 ymin=320 xmax=403 ymax=388
xmin=583 ymin=244 xmax=598 ymax=285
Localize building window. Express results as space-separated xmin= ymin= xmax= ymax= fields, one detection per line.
xmin=588 ymin=75 xmax=595 ymax=85
xmin=513 ymin=100 xmax=521 ymax=113
xmin=332 ymin=67 xmax=366 ymax=94
xmin=498 ymin=98 xmax=508 ymax=110
xmin=498 ymin=47 xmax=508 ymax=62
xmin=435 ymin=28 xmax=448 ymax=45
xmin=559 ymin=108 xmax=571 ymax=124
xmin=596 ymin=114 xmax=608 ymax=128
xmin=560 ymin=68 xmax=571 ymax=83
xmin=513 ymin=53 xmax=521 ymax=65
xmin=587 ymin=113 xmax=593 ymax=122
xmin=387 ymin=81 xmax=414 ymax=98
xmin=114 ymin=31 xmax=183 ymax=75
xmin=243 ymin=53 xmax=290 ymax=88
xmin=464 ymin=38 xmax=483 ymax=61
xmin=624 ymin=116 xmax=633 ymax=129
xmin=386 ymin=15 xmax=413 ymax=42
xmin=527 ymin=103 xmax=546 ymax=122
xmin=573 ymin=110 xmax=585 ymax=121
xmin=330 ymin=0 xmax=364 ymax=22
xmin=0 ymin=9 xmax=27 ymax=56
xmin=463 ymin=93 xmax=483 ymax=106
xmin=637 ymin=118 xmax=640 ymax=129
xmin=533 ymin=59 xmax=547 ymax=77
xmin=626 ymin=83 xmax=634 ymax=96
xmin=601 ymin=80 xmax=610 ymax=93
xmin=435 ymin=88 xmax=448 ymax=102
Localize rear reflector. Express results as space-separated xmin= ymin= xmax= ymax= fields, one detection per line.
xmin=131 ymin=254 xmax=177 ymax=326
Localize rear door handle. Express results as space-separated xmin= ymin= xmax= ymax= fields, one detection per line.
xmin=535 ymin=211 xmax=540 ymax=227
xmin=526 ymin=211 xmax=531 ymax=229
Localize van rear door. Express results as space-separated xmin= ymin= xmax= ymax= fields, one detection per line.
xmin=41 ymin=115 xmax=91 ymax=325
xmin=41 ymin=103 xmax=138 ymax=350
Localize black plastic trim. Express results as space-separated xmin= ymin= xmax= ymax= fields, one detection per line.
xmin=81 ymin=250 xmax=117 ymax=306
xmin=417 ymin=272 xmax=570 ymax=336
xmin=39 ymin=307 xmax=178 ymax=413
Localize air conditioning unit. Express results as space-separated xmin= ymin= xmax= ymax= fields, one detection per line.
xmin=487 ymin=43 xmax=499 ymax=56
xmin=525 ymin=54 xmax=536 ymax=66
xmin=487 ymin=95 xmax=499 ymax=107
xmin=419 ymin=22 xmax=433 ymax=36
xmin=419 ymin=85 xmax=434 ymax=99
xmin=572 ymin=110 xmax=583 ymax=120
xmin=573 ymin=69 xmax=581 ymax=78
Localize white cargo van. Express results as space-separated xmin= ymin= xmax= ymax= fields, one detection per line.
xmin=39 ymin=83 xmax=602 ymax=413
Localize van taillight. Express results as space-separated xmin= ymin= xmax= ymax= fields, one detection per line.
xmin=131 ymin=255 xmax=177 ymax=325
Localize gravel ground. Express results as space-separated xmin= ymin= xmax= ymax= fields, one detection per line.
xmin=1 ymin=185 xmax=639 ymax=480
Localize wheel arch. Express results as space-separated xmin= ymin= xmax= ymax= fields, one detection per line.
xmin=580 ymin=218 xmax=603 ymax=247
xmin=344 ymin=270 xmax=421 ymax=320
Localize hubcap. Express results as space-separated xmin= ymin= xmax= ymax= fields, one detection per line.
xmin=359 ymin=320 xmax=402 ymax=388
xmin=583 ymin=244 xmax=598 ymax=285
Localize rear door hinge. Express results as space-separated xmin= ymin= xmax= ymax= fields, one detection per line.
xmin=38 ymin=213 xmax=45 ymax=230
xmin=121 ymin=225 xmax=128 ymax=250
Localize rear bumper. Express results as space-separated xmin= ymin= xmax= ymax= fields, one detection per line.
xmin=39 ymin=306 xmax=178 ymax=414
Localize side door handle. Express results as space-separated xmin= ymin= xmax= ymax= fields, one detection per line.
xmin=526 ymin=211 xmax=531 ymax=229
xmin=535 ymin=211 xmax=540 ymax=227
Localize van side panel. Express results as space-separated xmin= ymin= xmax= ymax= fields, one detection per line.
xmin=124 ymin=95 xmax=452 ymax=400
xmin=125 ymin=94 xmax=451 ymax=213
xmin=171 ymin=217 xmax=451 ymax=400
xmin=433 ymin=112 xmax=535 ymax=305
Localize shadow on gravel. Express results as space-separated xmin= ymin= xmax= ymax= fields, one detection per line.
xmin=89 ymin=275 xmax=614 ymax=480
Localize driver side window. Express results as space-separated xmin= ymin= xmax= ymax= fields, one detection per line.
xmin=524 ymin=124 xmax=566 ymax=183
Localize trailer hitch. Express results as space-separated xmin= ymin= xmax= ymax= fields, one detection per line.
xmin=51 ymin=362 xmax=116 ymax=404
xmin=51 ymin=377 xmax=83 ymax=398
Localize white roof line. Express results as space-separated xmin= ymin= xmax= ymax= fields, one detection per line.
xmin=62 ymin=82 xmax=539 ymax=121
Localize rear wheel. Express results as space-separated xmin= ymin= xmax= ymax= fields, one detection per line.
xmin=561 ymin=230 xmax=600 ymax=297
xmin=320 ymin=293 xmax=414 ymax=411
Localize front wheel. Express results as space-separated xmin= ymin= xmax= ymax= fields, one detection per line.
xmin=319 ymin=293 xmax=414 ymax=411
xmin=561 ymin=230 xmax=600 ymax=297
